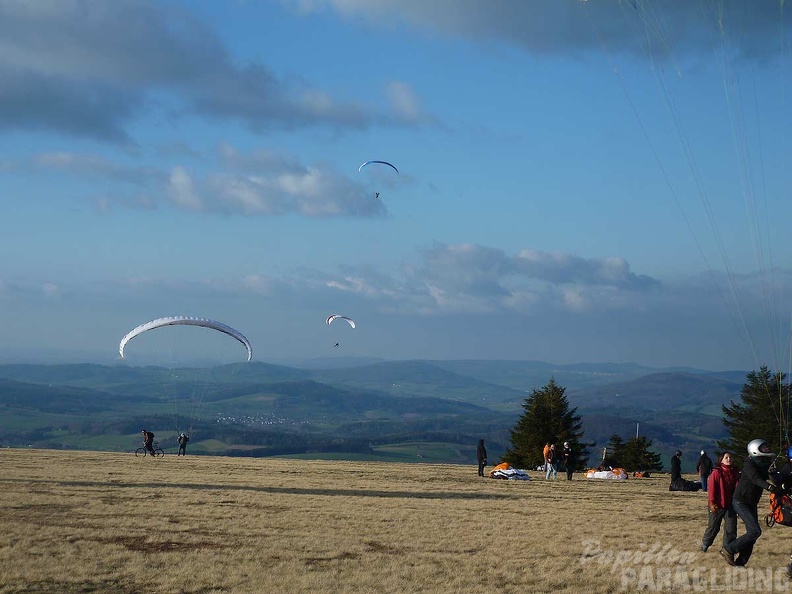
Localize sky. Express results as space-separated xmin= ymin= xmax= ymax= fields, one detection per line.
xmin=1 ymin=0 xmax=792 ymax=371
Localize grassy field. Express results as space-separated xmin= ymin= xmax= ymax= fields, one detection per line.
xmin=2 ymin=450 xmax=791 ymax=594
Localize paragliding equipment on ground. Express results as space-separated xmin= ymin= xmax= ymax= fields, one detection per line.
xmin=118 ymin=316 xmax=253 ymax=440
xmin=326 ymin=314 xmax=356 ymax=349
xmin=766 ymin=489 xmax=792 ymax=528
xmin=586 ymin=468 xmax=628 ymax=480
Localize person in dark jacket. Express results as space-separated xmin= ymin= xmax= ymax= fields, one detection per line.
xmin=720 ymin=439 xmax=779 ymax=567
xmin=671 ymin=450 xmax=682 ymax=481
xmin=562 ymin=441 xmax=575 ymax=480
xmin=698 ymin=450 xmax=714 ymax=493
xmin=700 ymin=451 xmax=740 ymax=552
xmin=141 ymin=429 xmax=155 ymax=456
xmin=476 ymin=439 xmax=487 ymax=477
xmin=670 ymin=449 xmax=702 ymax=492
xmin=177 ymin=432 xmax=189 ymax=456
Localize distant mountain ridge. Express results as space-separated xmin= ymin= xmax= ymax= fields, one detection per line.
xmin=0 ymin=359 xmax=749 ymax=468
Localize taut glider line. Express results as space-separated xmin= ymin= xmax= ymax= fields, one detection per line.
xmin=358 ymin=160 xmax=399 ymax=175
xmin=119 ymin=316 xmax=253 ymax=362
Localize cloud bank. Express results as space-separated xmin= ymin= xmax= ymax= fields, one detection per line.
xmin=0 ymin=0 xmax=434 ymax=142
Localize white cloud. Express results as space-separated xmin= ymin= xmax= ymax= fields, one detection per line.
xmin=4 ymin=251 xmax=790 ymax=368
xmin=167 ymin=166 xmax=204 ymax=211
xmin=385 ymin=81 xmax=430 ymax=124
xmin=19 ymin=145 xmax=389 ymax=218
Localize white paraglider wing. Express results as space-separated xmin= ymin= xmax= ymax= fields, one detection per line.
xmin=326 ymin=314 xmax=356 ymax=329
xmin=119 ymin=316 xmax=253 ymax=361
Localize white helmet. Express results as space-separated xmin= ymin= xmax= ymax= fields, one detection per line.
xmin=747 ymin=438 xmax=775 ymax=459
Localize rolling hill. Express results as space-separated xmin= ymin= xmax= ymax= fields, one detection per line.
xmin=0 ymin=360 xmax=751 ymax=469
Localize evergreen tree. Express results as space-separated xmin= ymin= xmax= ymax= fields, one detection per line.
xmin=718 ymin=366 xmax=791 ymax=464
xmin=604 ymin=434 xmax=626 ymax=467
xmin=502 ymin=377 xmax=587 ymax=469
xmin=621 ymin=435 xmax=664 ymax=472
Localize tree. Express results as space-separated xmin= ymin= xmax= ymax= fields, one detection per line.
xmin=601 ymin=433 xmax=663 ymax=472
xmin=604 ymin=434 xmax=625 ymax=468
xmin=719 ymin=366 xmax=791 ymax=464
xmin=621 ymin=435 xmax=664 ymax=472
xmin=502 ymin=377 xmax=587 ymax=469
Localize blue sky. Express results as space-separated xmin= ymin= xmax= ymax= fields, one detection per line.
xmin=1 ymin=0 xmax=791 ymax=371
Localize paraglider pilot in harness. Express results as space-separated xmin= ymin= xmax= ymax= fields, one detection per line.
xmin=177 ymin=432 xmax=190 ymax=456
xmin=720 ymin=439 xmax=780 ymax=567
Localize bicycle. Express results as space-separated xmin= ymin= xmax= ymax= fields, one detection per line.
xmin=135 ymin=441 xmax=165 ymax=457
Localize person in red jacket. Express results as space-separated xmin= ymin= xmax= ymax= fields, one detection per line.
xmin=700 ymin=451 xmax=741 ymax=553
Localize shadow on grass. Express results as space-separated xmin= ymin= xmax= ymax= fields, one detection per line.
xmin=0 ymin=477 xmax=518 ymax=501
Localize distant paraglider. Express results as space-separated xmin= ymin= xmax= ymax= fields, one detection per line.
xmin=326 ymin=314 xmax=356 ymax=349
xmin=359 ymin=161 xmax=398 ymax=199
xmin=119 ymin=316 xmax=253 ymax=362
xmin=326 ymin=314 xmax=356 ymax=329
xmin=358 ymin=160 xmax=399 ymax=175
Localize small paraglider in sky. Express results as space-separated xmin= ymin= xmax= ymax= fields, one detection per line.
xmin=327 ymin=314 xmax=355 ymax=349
xmin=358 ymin=160 xmax=399 ymax=175
xmin=326 ymin=314 xmax=356 ymax=329
xmin=359 ymin=160 xmax=398 ymax=199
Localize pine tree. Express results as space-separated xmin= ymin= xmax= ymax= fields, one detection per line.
xmin=604 ymin=434 xmax=626 ymax=467
xmin=621 ymin=435 xmax=664 ymax=472
xmin=502 ymin=377 xmax=587 ymax=469
xmin=718 ymin=366 xmax=791 ymax=464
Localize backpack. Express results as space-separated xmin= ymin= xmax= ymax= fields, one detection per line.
xmin=766 ymin=491 xmax=792 ymax=527
xmin=700 ymin=456 xmax=713 ymax=474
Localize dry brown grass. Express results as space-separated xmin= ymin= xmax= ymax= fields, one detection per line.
xmin=1 ymin=450 xmax=791 ymax=593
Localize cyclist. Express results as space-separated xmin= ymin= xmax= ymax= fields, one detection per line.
xmin=141 ymin=429 xmax=155 ymax=456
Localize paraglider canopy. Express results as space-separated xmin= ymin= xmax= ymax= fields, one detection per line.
xmin=119 ymin=316 xmax=253 ymax=362
xmin=358 ymin=160 xmax=399 ymax=175
xmin=326 ymin=314 xmax=356 ymax=329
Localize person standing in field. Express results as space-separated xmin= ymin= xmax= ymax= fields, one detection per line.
xmin=476 ymin=439 xmax=487 ymax=477
xmin=720 ymin=439 xmax=779 ymax=567
xmin=671 ymin=450 xmax=682 ymax=483
xmin=562 ymin=441 xmax=575 ymax=480
xmin=700 ymin=451 xmax=739 ymax=553
xmin=698 ymin=450 xmax=714 ymax=493
xmin=545 ymin=444 xmax=558 ymax=480
xmin=177 ymin=432 xmax=190 ymax=456
xmin=542 ymin=441 xmax=551 ymax=471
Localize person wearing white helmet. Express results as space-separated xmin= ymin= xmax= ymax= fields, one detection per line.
xmin=562 ymin=441 xmax=575 ymax=480
xmin=719 ymin=438 xmax=780 ymax=567
xmin=697 ymin=450 xmax=713 ymax=493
